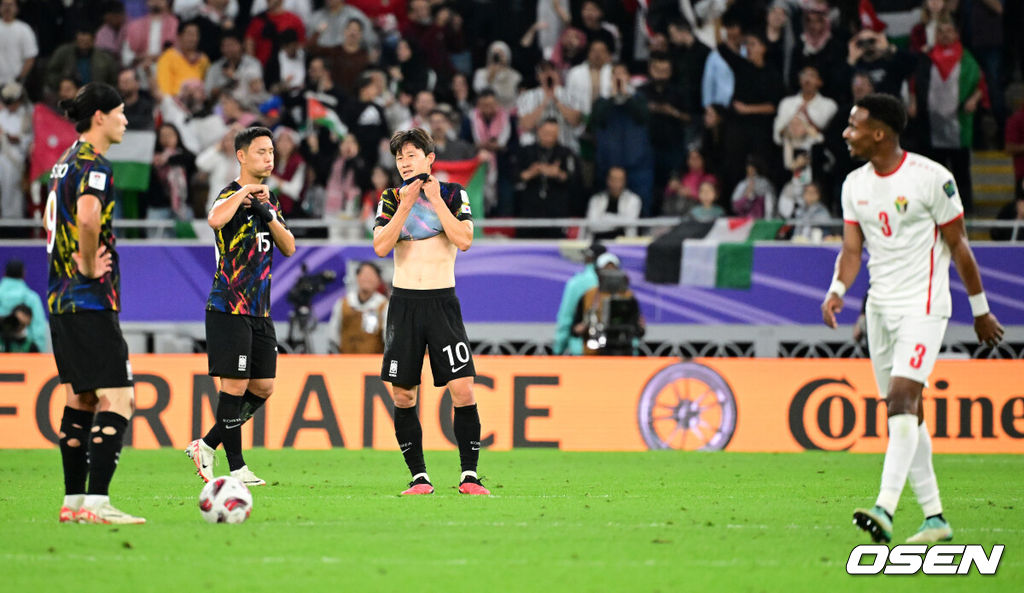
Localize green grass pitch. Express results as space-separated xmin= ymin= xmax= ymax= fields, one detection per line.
xmin=1 ymin=449 xmax=1020 ymax=592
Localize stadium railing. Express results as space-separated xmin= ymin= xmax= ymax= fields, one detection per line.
xmin=2 ymin=217 xmax=1022 ymax=239
xmin=112 ymin=320 xmax=1023 ymax=358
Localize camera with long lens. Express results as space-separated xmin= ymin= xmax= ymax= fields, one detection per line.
xmin=584 ymin=269 xmax=643 ymax=356
xmin=287 ymin=265 xmax=337 ymax=311
xmin=0 ymin=305 xmax=34 ymax=352
xmin=285 ymin=264 xmax=337 ymax=353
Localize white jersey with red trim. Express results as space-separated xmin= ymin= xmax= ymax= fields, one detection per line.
xmin=840 ymin=151 xmax=964 ymax=317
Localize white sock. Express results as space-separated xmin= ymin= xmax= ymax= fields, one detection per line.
xmin=412 ymin=472 xmax=430 ymax=484
xmin=83 ymin=494 xmax=109 ymax=508
xmin=63 ymin=494 xmax=84 ymax=509
xmin=461 ymin=470 xmax=478 ymax=482
xmin=908 ymin=421 xmax=943 ymax=518
xmin=875 ymin=414 xmax=919 ymax=515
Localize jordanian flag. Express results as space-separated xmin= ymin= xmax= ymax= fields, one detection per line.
xmin=432 ymin=158 xmax=487 ymax=238
xmin=307 ymin=97 xmax=347 ymax=139
xmin=30 ymin=104 xmax=77 ymax=183
xmin=31 ymin=104 xmax=155 ymax=191
xmin=680 ymin=218 xmax=782 ymax=289
xmin=105 ymin=130 xmax=156 ymax=192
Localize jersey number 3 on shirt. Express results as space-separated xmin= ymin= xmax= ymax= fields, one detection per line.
xmin=879 ymin=212 xmax=892 ymax=237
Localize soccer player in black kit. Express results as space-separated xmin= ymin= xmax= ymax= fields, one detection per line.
xmin=48 ymin=82 xmax=144 ymax=524
xmin=373 ymin=128 xmax=489 ymax=495
xmin=186 ymin=127 xmax=295 ymax=486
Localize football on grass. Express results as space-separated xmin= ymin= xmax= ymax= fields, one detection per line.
xmin=198 ymin=476 xmax=253 ymax=524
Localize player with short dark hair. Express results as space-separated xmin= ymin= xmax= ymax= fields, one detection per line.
xmin=373 ymin=127 xmax=489 ymax=495
xmin=822 ymin=93 xmax=1004 ymax=544
xmin=186 ymin=126 xmax=296 ymax=487
xmin=47 ymin=82 xmax=144 ymax=524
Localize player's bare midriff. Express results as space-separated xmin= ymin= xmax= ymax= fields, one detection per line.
xmin=392 ymin=233 xmax=459 ymax=289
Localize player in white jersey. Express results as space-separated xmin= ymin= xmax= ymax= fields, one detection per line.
xmin=821 ymin=94 xmax=1004 ymax=544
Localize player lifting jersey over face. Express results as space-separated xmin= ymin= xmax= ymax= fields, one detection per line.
xmin=186 ymin=127 xmax=296 ymax=488
xmin=372 ymin=128 xmax=489 ymax=496
xmin=47 ymin=82 xmax=144 ymax=525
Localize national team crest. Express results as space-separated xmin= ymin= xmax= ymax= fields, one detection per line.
xmin=894 ymin=196 xmax=908 ymax=214
xmin=943 ymin=179 xmax=956 ymax=198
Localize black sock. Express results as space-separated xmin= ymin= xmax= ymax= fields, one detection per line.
xmin=202 ymin=424 xmax=221 ymax=449
xmin=453 ymin=404 xmax=481 ymax=474
xmin=394 ymin=405 xmax=426 ymax=477
xmin=86 ymin=411 xmax=128 ymax=496
xmin=59 ymin=406 xmax=94 ymax=496
xmin=216 ymin=392 xmax=246 ymax=471
xmin=203 ymin=390 xmax=266 ymax=449
xmin=240 ymin=390 xmax=267 ymax=422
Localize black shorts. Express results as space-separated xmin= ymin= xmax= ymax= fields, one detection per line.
xmin=50 ymin=310 xmax=133 ymax=393
xmin=381 ymin=287 xmax=475 ymax=387
xmin=205 ymin=310 xmax=277 ymax=379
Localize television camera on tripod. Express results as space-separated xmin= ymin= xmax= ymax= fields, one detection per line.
xmin=284 ymin=263 xmax=337 ymax=353
xmin=574 ymin=253 xmax=645 ymax=356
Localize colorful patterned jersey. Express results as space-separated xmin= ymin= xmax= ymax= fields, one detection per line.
xmin=206 ymin=182 xmax=288 ymax=317
xmin=45 ymin=140 xmax=120 ymax=314
xmin=374 ymin=181 xmax=472 ymax=240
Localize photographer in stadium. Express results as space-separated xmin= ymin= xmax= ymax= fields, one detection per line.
xmin=571 ymin=252 xmax=645 ymax=356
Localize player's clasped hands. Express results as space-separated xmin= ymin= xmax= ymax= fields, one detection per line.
xmin=245 ymin=184 xmax=271 ymax=203
xmin=72 ymin=244 xmax=113 ymax=279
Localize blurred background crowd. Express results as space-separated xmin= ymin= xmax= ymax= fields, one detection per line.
xmin=1 ymin=0 xmax=1023 ymax=241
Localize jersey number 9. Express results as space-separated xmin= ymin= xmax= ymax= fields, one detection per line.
xmin=44 ymin=191 xmax=57 ymax=254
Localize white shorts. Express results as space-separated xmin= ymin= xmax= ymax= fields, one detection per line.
xmin=865 ymin=311 xmax=948 ymax=398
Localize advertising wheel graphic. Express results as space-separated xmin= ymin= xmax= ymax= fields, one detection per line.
xmin=637 ymin=362 xmax=737 ymax=451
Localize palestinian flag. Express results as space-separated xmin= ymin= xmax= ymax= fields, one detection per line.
xmin=680 ymin=218 xmax=782 ymax=289
xmin=307 ymin=96 xmax=347 ymax=139
xmin=955 ymin=49 xmax=985 ymax=148
xmin=432 ymin=157 xmax=487 ymax=238
xmin=105 ymin=130 xmax=156 ymax=192
xmin=30 ymin=104 xmax=77 ymax=183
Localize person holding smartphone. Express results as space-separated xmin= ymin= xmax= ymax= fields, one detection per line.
xmin=516 ymin=60 xmax=585 ymax=152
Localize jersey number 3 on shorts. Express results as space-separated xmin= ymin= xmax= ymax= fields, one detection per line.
xmin=442 ymin=342 xmax=470 ymax=372
xmin=909 ymin=343 xmax=926 ymax=369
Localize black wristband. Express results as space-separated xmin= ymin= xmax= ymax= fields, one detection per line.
xmin=250 ymin=199 xmax=275 ymax=223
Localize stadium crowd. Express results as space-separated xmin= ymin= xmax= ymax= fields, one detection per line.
xmin=1 ymin=0 xmax=1022 ymax=240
